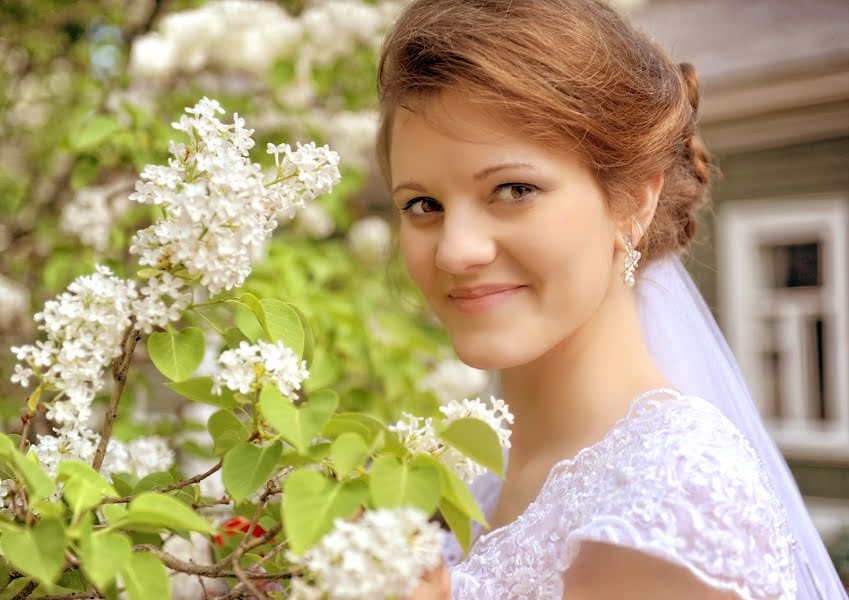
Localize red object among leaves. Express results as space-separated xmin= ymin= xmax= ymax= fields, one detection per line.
xmin=213 ymin=516 xmax=268 ymax=546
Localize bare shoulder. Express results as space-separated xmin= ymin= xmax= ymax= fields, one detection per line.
xmin=562 ymin=541 xmax=749 ymax=600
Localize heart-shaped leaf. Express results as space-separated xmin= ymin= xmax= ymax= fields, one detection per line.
xmin=282 ymin=469 xmax=367 ymax=555
xmin=260 ymin=299 xmax=304 ymax=357
xmin=259 ymin=388 xmax=338 ymax=453
xmin=0 ymin=518 xmax=66 ymax=583
xmin=146 ymin=327 xmax=205 ymax=381
xmin=330 ymin=433 xmax=369 ymax=478
xmin=368 ymin=454 xmax=441 ymax=516
xmin=222 ymin=441 xmax=282 ymax=504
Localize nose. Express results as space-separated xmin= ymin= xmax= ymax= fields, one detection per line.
xmin=434 ymin=209 xmax=497 ymax=274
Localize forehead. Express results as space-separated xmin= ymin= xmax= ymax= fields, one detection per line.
xmin=388 ymin=94 xmax=545 ymax=180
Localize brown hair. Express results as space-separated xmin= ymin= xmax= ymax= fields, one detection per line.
xmin=376 ymin=0 xmax=711 ymax=262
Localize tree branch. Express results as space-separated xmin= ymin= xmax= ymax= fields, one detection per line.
xmin=92 ymin=321 xmax=138 ymax=473
xmin=100 ymin=459 xmax=223 ymax=505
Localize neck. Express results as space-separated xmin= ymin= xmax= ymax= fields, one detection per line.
xmin=499 ymin=273 xmax=672 ymax=471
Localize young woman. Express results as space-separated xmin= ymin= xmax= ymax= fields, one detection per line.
xmin=376 ymin=1 xmax=845 ymax=599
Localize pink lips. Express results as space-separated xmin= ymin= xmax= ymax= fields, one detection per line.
xmin=448 ymin=283 xmax=525 ymax=313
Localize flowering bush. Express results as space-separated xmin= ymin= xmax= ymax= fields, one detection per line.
xmin=0 ymin=99 xmax=511 ymax=600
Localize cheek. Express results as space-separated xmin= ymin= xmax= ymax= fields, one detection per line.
xmin=399 ymin=225 xmax=436 ymax=295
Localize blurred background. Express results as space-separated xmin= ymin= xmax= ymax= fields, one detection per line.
xmin=0 ymin=0 xmax=847 ymax=586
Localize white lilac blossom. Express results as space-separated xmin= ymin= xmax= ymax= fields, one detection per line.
xmin=211 ymin=339 xmax=309 ymax=399
xmin=390 ymin=396 xmax=514 ymax=484
xmin=419 ymin=359 xmax=490 ymax=405
xmin=347 ymin=216 xmax=390 ymax=263
xmin=134 ymin=273 xmax=193 ymax=334
xmin=10 ymin=265 xmax=138 ymax=428
xmin=289 ymin=507 xmax=444 ymax=600
xmin=60 ymin=179 xmax=131 ymax=251
xmin=129 ymin=1 xmax=301 ymax=79
xmin=0 ymin=273 xmax=28 ymax=330
xmin=128 ymin=98 xmax=340 ymax=295
xmin=31 ymin=428 xmax=174 ymax=481
xmin=129 ymin=0 xmax=401 ymax=81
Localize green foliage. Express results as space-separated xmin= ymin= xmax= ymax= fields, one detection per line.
xmin=121 ymin=552 xmax=171 ymax=600
xmin=368 ymin=454 xmax=441 ymax=516
xmin=282 ymin=469 xmax=368 ymax=555
xmin=259 ymin=387 xmax=338 ymax=453
xmin=222 ymin=441 xmax=282 ymax=504
xmin=146 ymin=327 xmax=206 ymax=381
xmin=78 ymin=531 xmax=132 ymax=590
xmin=122 ymin=492 xmax=214 ymax=534
xmin=0 ymin=518 xmax=66 ymax=584
xmin=440 ymin=417 xmax=506 ymax=478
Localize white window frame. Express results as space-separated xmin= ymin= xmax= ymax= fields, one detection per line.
xmin=718 ymin=194 xmax=849 ymax=460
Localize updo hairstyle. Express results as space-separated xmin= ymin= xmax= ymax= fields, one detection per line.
xmin=376 ymin=0 xmax=712 ymax=263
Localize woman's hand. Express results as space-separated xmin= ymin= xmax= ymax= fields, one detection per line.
xmin=404 ymin=560 xmax=451 ymax=600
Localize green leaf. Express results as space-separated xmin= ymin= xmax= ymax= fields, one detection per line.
xmin=222 ymin=441 xmax=282 ymax=504
xmin=121 ymin=552 xmax=170 ymax=600
xmin=125 ymin=493 xmax=213 ymax=534
xmin=222 ymin=326 xmax=250 ymax=349
xmin=207 ymin=409 xmax=251 ymax=456
xmin=78 ymin=531 xmax=132 ymax=589
xmin=71 ymin=116 xmax=121 ymax=151
xmin=0 ymin=440 xmax=56 ymax=500
xmin=279 ymin=443 xmax=331 ymax=468
xmin=286 ymin=303 xmax=314 ymax=367
xmin=57 ymin=460 xmax=117 ymax=516
xmin=132 ymin=472 xmax=174 ymax=495
xmin=260 ymin=387 xmax=337 ymax=453
xmin=439 ymin=498 xmax=473 ymax=554
xmin=440 ymin=417 xmax=505 ymax=477
xmin=321 ymin=413 xmax=406 ymax=455
xmin=282 ymin=469 xmax=367 ymax=555
xmin=0 ymin=518 xmax=66 ymax=584
xmin=368 ymin=454 xmax=441 ymax=516
xmin=412 ymin=455 xmax=486 ymax=526
xmin=233 ymin=303 xmax=263 ymax=343
xmin=330 ymin=433 xmax=369 ymax=478
xmin=0 ymin=577 xmax=33 ymax=600
xmin=260 ymin=299 xmax=304 ymax=357
xmin=146 ymin=327 xmax=205 ymax=381
xmin=167 ymin=377 xmax=239 ymax=409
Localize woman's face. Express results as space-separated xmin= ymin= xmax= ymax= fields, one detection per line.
xmin=389 ymin=94 xmax=622 ymax=370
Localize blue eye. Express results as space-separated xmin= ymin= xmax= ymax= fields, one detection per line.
xmin=401 ymin=197 xmax=442 ymax=217
xmin=493 ymin=183 xmax=539 ymax=203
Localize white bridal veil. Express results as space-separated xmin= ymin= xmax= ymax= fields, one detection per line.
xmin=635 ymin=255 xmax=847 ymax=600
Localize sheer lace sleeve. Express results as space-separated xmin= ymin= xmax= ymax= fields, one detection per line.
xmin=449 ymin=394 xmax=797 ymax=600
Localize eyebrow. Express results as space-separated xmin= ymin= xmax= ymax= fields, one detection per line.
xmin=392 ymin=162 xmax=536 ymax=195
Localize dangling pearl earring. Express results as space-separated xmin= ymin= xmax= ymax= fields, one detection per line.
xmin=623 ymin=234 xmax=641 ymax=287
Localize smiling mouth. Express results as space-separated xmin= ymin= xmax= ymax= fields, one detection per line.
xmin=448 ymin=285 xmax=526 ymax=313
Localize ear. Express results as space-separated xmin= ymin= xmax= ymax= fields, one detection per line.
xmin=615 ymin=172 xmax=664 ymax=249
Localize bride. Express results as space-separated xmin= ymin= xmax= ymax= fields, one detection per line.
xmin=374 ymin=0 xmax=846 ymax=599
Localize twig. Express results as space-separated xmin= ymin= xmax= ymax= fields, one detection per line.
xmin=101 ymin=459 xmax=224 ymax=504
xmin=133 ymin=524 xmax=282 ymax=579
xmin=36 ymin=593 xmax=102 ymax=600
xmin=11 ymin=580 xmax=38 ymax=600
xmin=92 ymin=322 xmax=138 ymax=472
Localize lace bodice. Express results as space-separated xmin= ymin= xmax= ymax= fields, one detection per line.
xmin=442 ymin=389 xmax=797 ymax=599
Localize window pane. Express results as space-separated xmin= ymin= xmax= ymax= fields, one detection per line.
xmin=761 ymin=242 xmax=821 ymax=288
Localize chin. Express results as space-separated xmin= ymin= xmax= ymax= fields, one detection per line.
xmin=451 ymin=334 xmax=540 ymax=371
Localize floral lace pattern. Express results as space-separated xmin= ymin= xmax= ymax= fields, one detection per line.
xmin=442 ymin=389 xmax=797 ymax=599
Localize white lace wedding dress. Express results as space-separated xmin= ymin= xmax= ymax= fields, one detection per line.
xmin=442 ymin=388 xmax=798 ymax=599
